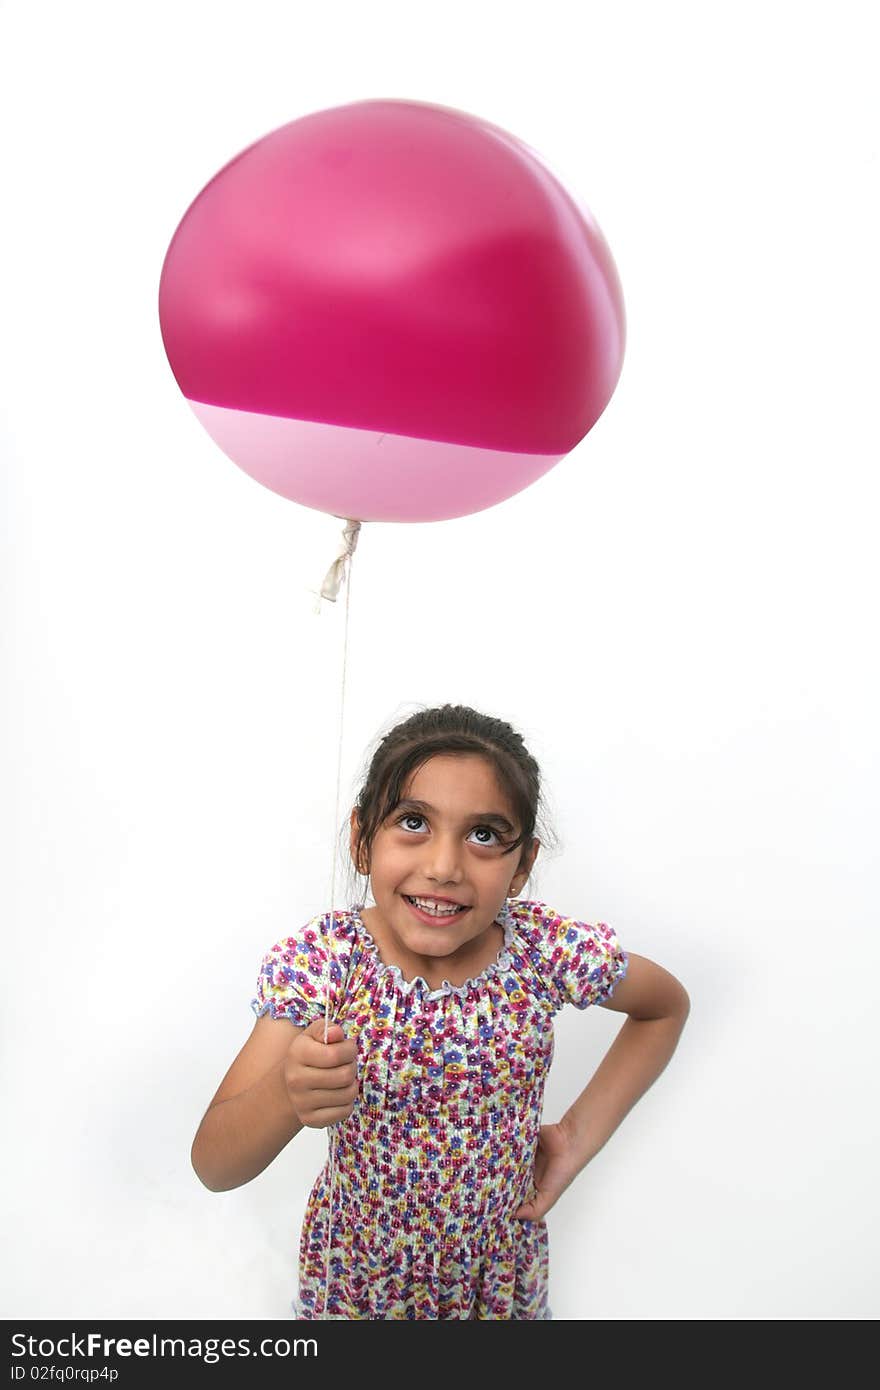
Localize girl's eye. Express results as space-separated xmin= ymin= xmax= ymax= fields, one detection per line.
xmin=470 ymin=826 xmax=500 ymax=845
xmin=395 ymin=813 xmax=500 ymax=846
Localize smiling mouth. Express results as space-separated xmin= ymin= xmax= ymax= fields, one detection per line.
xmin=403 ymin=895 xmax=471 ymax=920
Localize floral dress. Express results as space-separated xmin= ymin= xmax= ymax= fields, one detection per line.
xmin=251 ymin=898 xmax=629 ymax=1320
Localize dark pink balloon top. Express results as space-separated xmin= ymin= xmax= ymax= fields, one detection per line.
xmin=159 ymin=99 xmax=625 ymax=455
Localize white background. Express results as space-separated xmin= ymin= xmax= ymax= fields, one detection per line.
xmin=2 ymin=0 xmax=877 ymax=1321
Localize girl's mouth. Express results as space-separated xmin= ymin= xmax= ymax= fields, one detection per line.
xmin=403 ymin=895 xmax=471 ymax=924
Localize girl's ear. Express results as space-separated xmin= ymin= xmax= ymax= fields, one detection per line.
xmin=519 ymin=837 xmax=540 ymax=867
xmin=512 ymin=837 xmax=540 ymax=894
xmin=349 ymin=807 xmax=368 ymax=876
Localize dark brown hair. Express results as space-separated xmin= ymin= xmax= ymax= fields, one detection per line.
xmin=343 ymin=703 xmax=559 ymax=903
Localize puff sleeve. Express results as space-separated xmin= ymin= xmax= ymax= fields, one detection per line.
xmin=250 ymin=910 xmax=352 ymax=1027
xmin=517 ymin=900 xmax=629 ymax=1011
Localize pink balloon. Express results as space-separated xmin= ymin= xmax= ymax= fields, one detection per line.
xmin=158 ymin=99 xmax=625 ymax=523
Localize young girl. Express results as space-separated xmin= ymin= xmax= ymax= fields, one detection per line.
xmin=192 ymin=704 xmax=690 ymax=1320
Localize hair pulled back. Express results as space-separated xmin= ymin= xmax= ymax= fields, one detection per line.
xmin=345 ymin=703 xmax=558 ymax=903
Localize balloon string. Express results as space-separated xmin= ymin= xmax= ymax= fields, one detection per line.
xmin=309 ymin=517 xmax=361 ymax=1321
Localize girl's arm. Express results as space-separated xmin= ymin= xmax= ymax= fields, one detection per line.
xmin=564 ymin=952 xmax=690 ymax=1164
xmin=516 ymin=953 xmax=689 ymax=1222
xmin=191 ymin=1015 xmax=306 ymax=1192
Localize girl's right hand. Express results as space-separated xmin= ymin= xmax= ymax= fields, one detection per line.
xmin=282 ymin=1018 xmax=359 ymax=1128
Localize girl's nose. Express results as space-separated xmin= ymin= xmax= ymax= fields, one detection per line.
xmin=424 ymin=837 xmax=464 ymax=885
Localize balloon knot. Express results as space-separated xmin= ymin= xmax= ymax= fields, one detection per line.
xmin=310 ymin=518 xmax=362 ymax=612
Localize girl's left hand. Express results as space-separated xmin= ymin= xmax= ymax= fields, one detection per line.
xmin=513 ymin=1119 xmax=584 ymax=1223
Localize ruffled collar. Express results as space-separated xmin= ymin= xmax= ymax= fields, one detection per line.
xmin=348 ymin=900 xmax=517 ymax=1001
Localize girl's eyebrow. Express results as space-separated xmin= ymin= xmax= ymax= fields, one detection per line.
xmin=393 ymin=798 xmax=515 ymax=832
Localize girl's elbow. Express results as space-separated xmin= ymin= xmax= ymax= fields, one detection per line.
xmin=191 ymin=1136 xmax=222 ymax=1192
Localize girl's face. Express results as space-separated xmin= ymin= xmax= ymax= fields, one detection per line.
xmin=349 ymin=754 xmax=539 ymax=981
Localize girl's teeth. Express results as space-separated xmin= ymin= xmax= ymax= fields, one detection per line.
xmin=409 ymin=897 xmax=462 ymax=915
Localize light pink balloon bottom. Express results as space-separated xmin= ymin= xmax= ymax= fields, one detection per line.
xmin=189 ymin=400 xmax=566 ymax=523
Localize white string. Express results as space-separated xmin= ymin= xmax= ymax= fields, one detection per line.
xmin=308 ymin=516 xmax=361 ymax=1321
